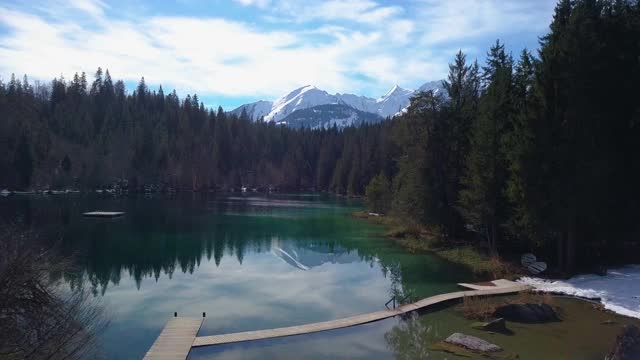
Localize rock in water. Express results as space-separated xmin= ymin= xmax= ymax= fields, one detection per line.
xmin=473 ymin=318 xmax=509 ymax=333
xmin=495 ymin=303 xmax=559 ymax=323
xmin=445 ymin=333 xmax=502 ymax=352
xmin=606 ymin=325 xmax=640 ymax=360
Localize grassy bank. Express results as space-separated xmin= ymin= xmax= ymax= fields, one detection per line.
xmin=353 ymin=211 xmax=520 ymax=279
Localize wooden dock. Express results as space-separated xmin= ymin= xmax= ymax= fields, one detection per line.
xmin=193 ymin=280 xmax=529 ymax=347
xmin=144 ymin=279 xmax=529 ymax=359
xmin=82 ymin=211 xmax=125 ymax=218
xmin=143 ymin=318 xmax=203 ymax=360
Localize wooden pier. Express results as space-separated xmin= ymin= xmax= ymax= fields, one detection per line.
xmin=143 ymin=318 xmax=203 ymax=360
xmin=144 ymin=279 xmax=529 ymax=359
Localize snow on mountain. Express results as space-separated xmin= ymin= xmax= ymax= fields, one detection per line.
xmin=374 ymin=84 xmax=415 ymax=118
xmin=394 ymin=80 xmax=446 ymax=117
xmin=232 ymin=80 xmax=446 ymax=125
xmin=278 ymin=104 xmax=383 ymax=129
xmin=229 ymin=100 xmax=273 ymax=121
xmin=264 ymin=85 xmax=336 ymax=123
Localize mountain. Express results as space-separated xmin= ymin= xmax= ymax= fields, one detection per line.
xmin=229 ymin=100 xmax=273 ymax=121
xmin=278 ymin=104 xmax=383 ymax=129
xmin=265 ymin=85 xmax=336 ymax=123
xmin=232 ymin=80 xmax=446 ymax=128
xmin=373 ymin=84 xmax=415 ymax=117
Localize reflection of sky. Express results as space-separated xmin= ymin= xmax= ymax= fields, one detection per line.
xmin=99 ymin=243 xmax=393 ymax=359
xmin=190 ymin=317 xmax=400 ymax=360
xmin=1 ymin=194 xmax=468 ymax=359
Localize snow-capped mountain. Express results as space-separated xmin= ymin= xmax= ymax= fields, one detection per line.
xmin=265 ymin=85 xmax=336 ymax=123
xmin=230 ymin=80 xmax=445 ymax=127
xmin=229 ymin=100 xmax=273 ymax=121
xmin=278 ymin=104 xmax=383 ymax=129
xmin=374 ymin=84 xmax=415 ymax=117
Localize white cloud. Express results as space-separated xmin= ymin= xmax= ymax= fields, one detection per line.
xmin=265 ymin=0 xmax=403 ymax=24
xmin=0 ymin=4 xmax=434 ymax=100
xmin=415 ymin=0 xmax=556 ymax=45
xmin=387 ymin=20 xmax=414 ymax=45
xmin=66 ymin=0 xmax=108 ymax=18
xmin=0 ymin=0 xmax=556 ymax=105
xmin=234 ymin=0 xmax=271 ymax=9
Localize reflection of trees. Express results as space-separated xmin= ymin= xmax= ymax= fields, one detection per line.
xmin=385 ymin=312 xmax=434 ymax=359
xmin=0 ymin=228 xmax=107 ymax=360
xmin=1 ymin=195 xmax=472 ymax=299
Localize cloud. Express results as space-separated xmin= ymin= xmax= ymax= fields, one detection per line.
xmin=0 ymin=0 xmax=556 ymax=106
xmin=66 ymin=0 xmax=108 ymax=18
xmin=257 ymin=0 xmax=403 ymax=24
xmin=415 ymin=0 xmax=556 ymax=45
xmin=234 ymin=0 xmax=271 ymax=9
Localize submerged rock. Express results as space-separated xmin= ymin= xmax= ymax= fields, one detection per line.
xmin=495 ymin=303 xmax=559 ymax=323
xmin=445 ymin=333 xmax=502 ymax=352
xmin=606 ymin=325 xmax=640 ymax=360
xmin=472 ymin=317 xmax=510 ymax=334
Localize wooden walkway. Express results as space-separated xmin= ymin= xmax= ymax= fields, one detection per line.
xmin=143 ymin=279 xmax=529 ymax=359
xmin=193 ymin=280 xmax=529 ymax=347
xmin=143 ymin=318 xmax=203 ymax=360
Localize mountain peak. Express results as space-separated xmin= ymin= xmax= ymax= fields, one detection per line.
xmin=240 ymin=80 xmax=446 ymax=125
xmin=381 ymin=84 xmax=411 ymax=100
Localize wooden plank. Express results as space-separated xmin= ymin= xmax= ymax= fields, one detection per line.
xmin=143 ymin=317 xmax=203 ymax=360
xmin=193 ymin=309 xmax=401 ymax=347
xmin=82 ymin=211 xmax=125 ymax=218
xmin=191 ymin=280 xmax=530 ymax=348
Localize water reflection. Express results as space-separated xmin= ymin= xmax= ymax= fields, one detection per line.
xmin=0 ymin=194 xmax=473 ymax=359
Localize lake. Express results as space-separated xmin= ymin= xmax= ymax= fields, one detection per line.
xmin=1 ymin=193 xmax=637 ymax=359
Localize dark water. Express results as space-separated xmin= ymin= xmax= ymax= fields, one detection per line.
xmin=2 ymin=193 xmax=636 ymax=360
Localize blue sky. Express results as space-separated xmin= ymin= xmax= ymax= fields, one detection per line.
xmin=0 ymin=0 xmax=557 ymax=110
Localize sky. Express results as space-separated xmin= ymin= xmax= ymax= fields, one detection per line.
xmin=0 ymin=0 xmax=558 ymax=110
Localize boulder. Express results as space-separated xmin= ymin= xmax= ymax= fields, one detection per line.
xmin=494 ymin=303 xmax=559 ymax=323
xmin=472 ymin=318 xmax=510 ymax=334
xmin=445 ymin=333 xmax=502 ymax=353
xmin=606 ymin=325 xmax=640 ymax=360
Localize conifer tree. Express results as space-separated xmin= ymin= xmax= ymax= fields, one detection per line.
xmin=459 ymin=40 xmax=513 ymax=254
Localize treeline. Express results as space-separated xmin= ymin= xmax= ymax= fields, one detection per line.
xmin=0 ymin=68 xmax=391 ymax=193
xmin=365 ymin=0 xmax=640 ymax=273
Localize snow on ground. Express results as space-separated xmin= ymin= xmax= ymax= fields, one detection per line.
xmin=518 ymin=265 xmax=640 ymax=319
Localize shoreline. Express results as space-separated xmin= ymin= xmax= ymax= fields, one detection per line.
xmin=353 ymin=211 xmax=640 ymax=320
xmin=351 ymin=211 xmax=521 ymax=280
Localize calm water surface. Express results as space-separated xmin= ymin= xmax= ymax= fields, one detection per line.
xmin=1 ymin=193 xmax=471 ymax=359
xmin=2 ymin=193 xmax=636 ymax=360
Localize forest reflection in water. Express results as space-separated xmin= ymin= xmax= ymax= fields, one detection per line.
xmin=0 ymin=193 xmax=471 ymax=359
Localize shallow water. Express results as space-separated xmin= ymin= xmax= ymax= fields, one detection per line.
xmin=1 ymin=193 xmax=637 ymax=359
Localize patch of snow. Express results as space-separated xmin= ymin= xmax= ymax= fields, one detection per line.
xmin=518 ymin=265 xmax=640 ymax=319
xmin=229 ymin=100 xmax=273 ymax=121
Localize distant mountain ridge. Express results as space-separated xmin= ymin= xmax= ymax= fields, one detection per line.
xmin=278 ymin=104 xmax=383 ymax=129
xmin=230 ymin=80 xmax=445 ymax=128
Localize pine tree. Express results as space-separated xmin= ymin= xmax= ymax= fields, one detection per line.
xmin=365 ymin=172 xmax=391 ymax=214
xmin=458 ymin=40 xmax=513 ymax=254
